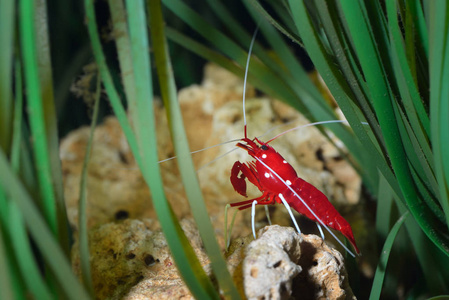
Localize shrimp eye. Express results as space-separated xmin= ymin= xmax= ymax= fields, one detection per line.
xmin=261 ymin=145 xmax=268 ymax=150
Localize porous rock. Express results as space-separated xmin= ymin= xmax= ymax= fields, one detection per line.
xmin=242 ymin=225 xmax=302 ymax=300
xmin=293 ymin=234 xmax=356 ymax=300
xmin=238 ymin=225 xmax=356 ymax=300
xmin=71 ymin=218 xmax=207 ymax=300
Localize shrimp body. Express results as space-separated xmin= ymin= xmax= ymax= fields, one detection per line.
xmin=230 ymin=137 xmax=360 ymax=255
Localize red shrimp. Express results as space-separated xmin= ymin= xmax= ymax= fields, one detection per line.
xmin=229 ymin=135 xmax=360 ymax=255
xmin=228 ymin=25 xmax=360 ymax=257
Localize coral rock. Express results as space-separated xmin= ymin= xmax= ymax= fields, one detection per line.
xmin=293 ymin=234 xmax=356 ymax=300
xmin=243 ymin=226 xmax=302 ymax=300
xmin=239 ymin=226 xmax=356 ymax=300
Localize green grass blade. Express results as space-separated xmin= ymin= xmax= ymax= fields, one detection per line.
xmin=127 ymin=0 xmax=218 ymax=296
xmin=34 ymin=0 xmax=70 ymax=254
xmin=165 ymin=0 xmax=369 ymax=186
xmin=369 ymin=211 xmax=409 ymax=300
xmin=84 ymin=0 xmax=219 ymax=297
xmin=401 ymin=203 xmax=449 ymax=293
xmin=5 ymin=57 xmax=53 ymax=299
xmin=394 ymin=106 xmax=437 ymax=198
xmin=245 ymin=7 xmax=368 ymax=174
xmin=287 ymin=0 xmax=399 ymax=197
xmin=339 ymin=0 xmax=449 ymax=256
xmin=9 ymin=203 xmax=52 ymax=299
xmin=108 ymin=0 xmax=137 ymax=120
xmin=162 ymin=0 xmax=305 ymax=111
xmin=428 ymin=296 xmax=449 ymax=300
xmin=0 ymin=223 xmax=14 ymax=300
xmin=0 ymin=190 xmax=27 ymax=300
xmin=247 ymin=0 xmax=302 ymax=46
xmin=0 ymin=0 xmax=14 ymax=153
xmin=84 ymin=0 xmax=141 ymax=167
xmin=19 ymin=0 xmax=58 ymax=236
xmin=407 ymin=0 xmax=428 ymax=58
xmin=313 ymin=0 xmax=379 ymax=129
xmin=376 ymin=173 xmax=394 ymax=241
xmin=77 ymin=76 xmax=101 ymax=296
xmin=0 ymin=150 xmax=90 ymax=300
xmin=429 ymin=1 xmax=449 ymax=231
xmin=386 ymin=0 xmax=430 ymax=139
xmin=148 ymin=1 xmax=239 ymax=298
xmin=338 ymin=0 xmax=414 ymax=199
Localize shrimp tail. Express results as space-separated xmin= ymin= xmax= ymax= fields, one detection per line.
xmin=285 ymin=177 xmax=360 ymax=255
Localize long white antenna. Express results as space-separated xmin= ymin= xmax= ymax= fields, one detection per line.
xmin=243 ymin=26 xmax=259 ymax=139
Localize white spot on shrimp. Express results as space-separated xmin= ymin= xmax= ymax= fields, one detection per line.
xmin=264 ymin=172 xmax=270 ymax=178
xmin=283 ymin=160 xmax=287 ymax=164
xmin=262 ymin=154 xmax=267 ymax=159
xmin=286 ymin=180 xmax=292 ymax=185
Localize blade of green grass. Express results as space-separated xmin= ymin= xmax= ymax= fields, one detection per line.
xmin=5 ymin=56 xmax=53 ymax=299
xmin=108 ymin=0 xmax=137 ymax=121
xmin=127 ymin=0 xmax=219 ymax=296
xmin=244 ymin=4 xmax=372 ymax=181
xmin=247 ymin=0 xmax=302 ymax=46
xmin=403 ymin=1 xmax=417 ymax=86
xmin=407 ymin=0 xmax=428 ymax=58
xmin=34 ymin=0 xmax=70 ymax=255
xmin=0 ymin=191 xmax=26 ymax=300
xmin=19 ymin=0 xmax=58 ymax=236
xmin=162 ymin=0 xmax=313 ymax=117
xmin=313 ymin=0 xmax=383 ymax=142
xmin=0 ymin=150 xmax=90 ymax=299
xmin=386 ymin=0 xmax=431 ymax=140
xmin=339 ymin=0 xmax=449 ymax=256
xmin=429 ymin=1 xmax=449 ymax=231
xmin=369 ymin=211 xmax=409 ymax=300
xmin=287 ymin=0 xmax=399 ymax=199
xmin=84 ymin=0 xmax=142 ymax=167
xmin=165 ymin=0 xmax=369 ymax=187
xmin=85 ymin=0 xmax=220 ymax=297
xmin=9 ymin=203 xmax=52 ymax=299
xmin=11 ymin=58 xmax=23 ymax=175
xmin=77 ymin=75 xmax=101 ymax=297
xmin=0 ymin=223 xmax=14 ymax=300
xmin=0 ymin=0 xmax=14 ymax=153
xmin=402 ymin=204 xmax=449 ymax=293
xmin=148 ymin=0 xmax=239 ymax=298
xmin=376 ymin=173 xmax=394 ymax=241
xmin=338 ymin=0 xmax=414 ymax=200
xmin=396 ymin=107 xmax=439 ymax=208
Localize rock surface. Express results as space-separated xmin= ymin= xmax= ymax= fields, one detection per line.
xmin=294 ymin=234 xmax=356 ymax=300
xmin=226 ymin=225 xmax=356 ymax=300
xmin=71 ymin=218 xmax=206 ymax=300
xmin=66 ymin=63 xmax=364 ymax=299
xmin=242 ymin=226 xmax=302 ymax=300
